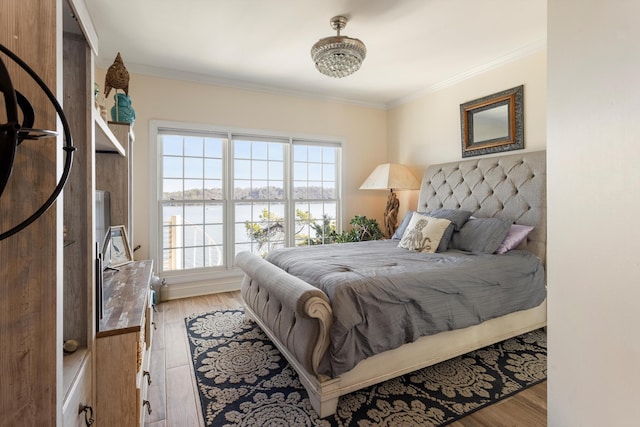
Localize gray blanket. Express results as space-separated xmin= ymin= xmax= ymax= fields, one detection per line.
xmin=265 ymin=240 xmax=546 ymax=377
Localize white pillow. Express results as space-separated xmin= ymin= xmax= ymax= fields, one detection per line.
xmin=398 ymin=213 xmax=451 ymax=253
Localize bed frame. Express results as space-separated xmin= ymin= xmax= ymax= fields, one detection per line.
xmin=236 ymin=150 xmax=547 ymax=418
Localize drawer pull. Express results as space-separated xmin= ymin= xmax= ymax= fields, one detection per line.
xmin=143 ymin=370 xmax=152 ymax=385
xmin=152 ymin=321 xmax=157 ymax=330
xmin=80 ymin=405 xmax=94 ymax=426
xmin=143 ymin=400 xmax=152 ymax=415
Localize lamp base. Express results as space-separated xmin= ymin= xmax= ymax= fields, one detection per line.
xmin=383 ymin=191 xmax=400 ymax=238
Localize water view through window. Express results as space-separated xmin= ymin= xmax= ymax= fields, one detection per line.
xmin=157 ymin=129 xmax=341 ymax=273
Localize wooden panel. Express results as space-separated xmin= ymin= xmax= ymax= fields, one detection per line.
xmin=109 ymin=122 xmax=134 ymax=243
xmin=62 ymin=32 xmax=91 ymax=347
xmin=0 ymin=0 xmax=60 ymax=425
xmin=96 ymin=122 xmax=131 ymax=241
xmin=96 ymin=153 xmax=128 ymax=227
xmin=96 ymin=332 xmax=140 ymax=426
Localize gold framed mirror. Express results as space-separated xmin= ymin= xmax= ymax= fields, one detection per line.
xmin=460 ymin=85 xmax=523 ymax=158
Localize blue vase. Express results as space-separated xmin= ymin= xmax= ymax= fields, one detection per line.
xmin=111 ymin=93 xmax=136 ymax=125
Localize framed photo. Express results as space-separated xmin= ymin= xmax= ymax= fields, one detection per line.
xmin=460 ymin=85 xmax=524 ymax=158
xmin=109 ymin=225 xmax=133 ymax=267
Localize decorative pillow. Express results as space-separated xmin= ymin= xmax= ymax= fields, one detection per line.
xmin=428 ymin=209 xmax=473 ymax=252
xmin=494 ymin=224 xmax=535 ymax=254
xmin=392 ymin=211 xmax=415 ymax=240
xmin=429 ymin=209 xmax=473 ymax=231
xmin=450 ymin=217 xmax=512 ymax=254
xmin=398 ymin=213 xmax=451 ymax=253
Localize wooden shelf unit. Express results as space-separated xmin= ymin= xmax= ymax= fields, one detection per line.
xmin=1 ymin=1 xmax=138 ymax=425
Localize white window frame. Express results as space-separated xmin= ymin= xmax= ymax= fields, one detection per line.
xmin=149 ymin=120 xmax=343 ymax=286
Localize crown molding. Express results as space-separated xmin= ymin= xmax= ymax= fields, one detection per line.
xmin=95 ymin=58 xmax=388 ymax=110
xmin=387 ymin=39 xmax=547 ymax=109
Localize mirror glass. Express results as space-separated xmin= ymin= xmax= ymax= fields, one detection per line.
xmin=472 ymin=104 xmax=509 ymax=143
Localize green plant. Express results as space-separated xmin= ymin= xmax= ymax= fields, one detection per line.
xmin=331 ymin=215 xmax=383 ymax=243
xmin=245 ymin=212 xmax=382 ymax=254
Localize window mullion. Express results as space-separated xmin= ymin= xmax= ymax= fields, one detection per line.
xmin=225 ymin=132 xmax=235 ymax=269
xmin=285 ymin=139 xmax=294 ymax=247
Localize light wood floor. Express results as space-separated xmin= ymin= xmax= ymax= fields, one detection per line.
xmin=144 ymin=292 xmax=547 ymax=427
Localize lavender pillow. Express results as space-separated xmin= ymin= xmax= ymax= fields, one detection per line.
xmin=494 ymin=224 xmax=535 ymax=254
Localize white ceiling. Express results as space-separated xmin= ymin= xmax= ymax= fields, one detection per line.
xmin=81 ymin=0 xmax=546 ymax=108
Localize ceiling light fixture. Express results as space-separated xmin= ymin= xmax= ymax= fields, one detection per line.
xmin=311 ymin=16 xmax=367 ymax=78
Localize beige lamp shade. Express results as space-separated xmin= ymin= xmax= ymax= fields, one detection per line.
xmin=360 ymin=163 xmax=420 ymax=238
xmin=359 ymin=163 xmax=420 ymax=191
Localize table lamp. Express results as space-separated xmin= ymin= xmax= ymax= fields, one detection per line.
xmin=359 ymin=163 xmax=420 ymax=238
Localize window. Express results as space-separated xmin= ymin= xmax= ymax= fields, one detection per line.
xmin=292 ymin=144 xmax=338 ymax=246
xmin=159 ymin=131 xmax=226 ymax=271
xmin=154 ymin=124 xmax=341 ymax=277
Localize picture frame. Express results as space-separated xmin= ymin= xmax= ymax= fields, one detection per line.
xmin=108 ymin=225 xmax=133 ymax=267
xmin=460 ymin=85 xmax=524 ymax=158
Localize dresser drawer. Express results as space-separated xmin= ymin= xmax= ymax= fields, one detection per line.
xmin=137 ymin=348 xmax=153 ymax=425
xmin=139 ymin=374 xmax=151 ymax=425
xmin=62 ymin=355 xmax=93 ymax=427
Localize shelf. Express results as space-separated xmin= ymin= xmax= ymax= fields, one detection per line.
xmin=94 ymin=109 xmax=126 ymax=155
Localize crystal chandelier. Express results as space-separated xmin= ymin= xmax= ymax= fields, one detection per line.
xmin=311 ymin=16 xmax=367 ymax=78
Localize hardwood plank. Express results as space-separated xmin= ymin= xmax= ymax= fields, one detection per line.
xmin=164 ymin=320 xmax=190 ymax=369
xmin=162 ymin=298 xmax=186 ymax=324
xmin=165 ymin=364 xmax=202 ymax=427
xmin=180 ymin=295 xmax=207 ymax=318
xmin=449 ymin=382 xmax=547 ymax=426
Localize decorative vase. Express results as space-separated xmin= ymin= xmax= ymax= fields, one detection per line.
xmin=111 ymin=93 xmax=136 ymax=125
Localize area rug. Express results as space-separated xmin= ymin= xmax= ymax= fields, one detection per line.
xmin=185 ymin=309 xmax=546 ymax=427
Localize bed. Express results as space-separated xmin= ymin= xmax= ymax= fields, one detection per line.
xmin=235 ymin=150 xmax=547 ymax=418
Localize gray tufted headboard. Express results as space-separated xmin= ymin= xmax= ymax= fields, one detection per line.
xmin=417 ymin=151 xmax=546 ymax=264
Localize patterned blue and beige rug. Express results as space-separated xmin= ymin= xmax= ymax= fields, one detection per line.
xmin=185 ymin=309 xmax=546 ymax=427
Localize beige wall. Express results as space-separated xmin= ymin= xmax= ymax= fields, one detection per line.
xmin=386 ymin=50 xmax=547 ymax=218
xmin=96 ymin=70 xmax=388 ymax=261
xmin=547 ymin=1 xmax=640 ymax=425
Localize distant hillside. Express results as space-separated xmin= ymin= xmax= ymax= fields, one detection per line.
xmin=163 ymin=186 xmax=334 ymax=200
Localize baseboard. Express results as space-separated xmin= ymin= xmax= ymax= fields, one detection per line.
xmin=159 ymin=276 xmax=242 ymax=301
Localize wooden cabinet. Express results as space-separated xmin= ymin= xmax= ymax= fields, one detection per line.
xmin=62 ymin=29 xmax=95 ymax=426
xmin=96 ymin=260 xmax=155 ymax=426
xmin=1 ymin=1 xmax=100 ymax=425
xmin=1 ymin=2 xmax=135 ymax=425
